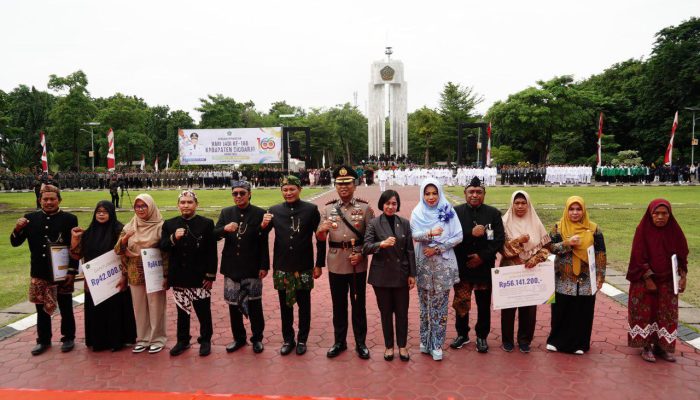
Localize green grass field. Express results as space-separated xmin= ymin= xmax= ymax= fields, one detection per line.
xmin=0 ymin=187 xmax=326 ymax=310
xmin=446 ymin=186 xmax=700 ymax=305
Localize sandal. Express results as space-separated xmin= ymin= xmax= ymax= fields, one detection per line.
xmin=132 ymin=345 xmax=147 ymax=353
xmin=641 ymin=347 xmax=656 ymax=363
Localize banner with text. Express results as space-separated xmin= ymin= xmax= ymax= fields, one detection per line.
xmin=178 ymin=127 xmax=282 ymax=165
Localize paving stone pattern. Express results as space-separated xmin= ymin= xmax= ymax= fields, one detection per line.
xmin=0 ymin=185 xmax=698 ymax=399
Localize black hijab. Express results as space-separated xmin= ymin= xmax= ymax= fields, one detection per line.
xmin=82 ymin=201 xmax=124 ymax=261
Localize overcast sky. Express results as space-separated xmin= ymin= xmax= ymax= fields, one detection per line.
xmin=1 ymin=0 xmax=696 ymax=122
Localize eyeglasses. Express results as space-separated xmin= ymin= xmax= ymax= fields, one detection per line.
xmin=134 ymin=205 xmax=148 ymax=211
xmin=95 ymin=211 xmax=109 ymax=215
xmin=232 ymin=191 xmax=248 ymax=197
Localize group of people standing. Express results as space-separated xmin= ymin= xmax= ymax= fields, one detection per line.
xmin=10 ymin=167 xmax=689 ymax=365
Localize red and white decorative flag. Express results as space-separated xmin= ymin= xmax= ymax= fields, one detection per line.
xmin=486 ymin=122 xmax=492 ymax=167
xmin=664 ymin=111 xmax=679 ymax=165
xmin=165 ymin=153 xmax=170 ymax=170
xmin=154 ymin=156 xmax=159 ymax=173
xmin=596 ymin=112 xmax=603 ymax=168
xmin=40 ymin=131 xmax=48 ymax=173
xmin=107 ymin=128 xmax=116 ymax=172
xmin=140 ymin=154 xmax=145 ymax=171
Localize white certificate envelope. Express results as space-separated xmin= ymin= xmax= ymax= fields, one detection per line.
xmin=672 ymin=254 xmax=679 ymax=295
xmin=587 ymin=245 xmax=597 ymax=295
xmin=50 ymin=245 xmax=70 ymax=282
xmin=142 ymin=248 xmax=165 ymax=293
xmin=82 ymin=250 xmax=122 ymax=306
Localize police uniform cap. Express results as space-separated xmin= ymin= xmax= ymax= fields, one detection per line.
xmin=333 ymin=165 xmax=357 ymax=183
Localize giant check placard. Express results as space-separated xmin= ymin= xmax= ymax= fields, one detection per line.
xmin=491 ymin=260 xmax=555 ymax=310
xmin=142 ymin=248 xmax=165 ymax=293
xmin=178 ymin=127 xmax=282 ymax=165
xmin=82 ymin=250 xmax=122 ymax=306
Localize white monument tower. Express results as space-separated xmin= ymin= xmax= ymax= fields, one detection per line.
xmin=368 ymin=47 xmax=407 ymax=158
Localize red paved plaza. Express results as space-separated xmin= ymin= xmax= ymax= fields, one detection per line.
xmin=0 ymin=185 xmax=698 ymax=399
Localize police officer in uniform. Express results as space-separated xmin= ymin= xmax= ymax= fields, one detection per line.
xmin=316 ymin=166 xmax=374 ymax=359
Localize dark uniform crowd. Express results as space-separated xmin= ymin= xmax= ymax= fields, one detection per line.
xmin=499 ymin=165 xmax=547 ymax=185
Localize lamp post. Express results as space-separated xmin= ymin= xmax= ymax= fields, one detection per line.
xmin=83 ymin=122 xmax=100 ymax=171
xmin=685 ymin=107 xmax=700 ymax=166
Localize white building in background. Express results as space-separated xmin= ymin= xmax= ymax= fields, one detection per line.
xmin=368 ymin=47 xmax=407 ymax=158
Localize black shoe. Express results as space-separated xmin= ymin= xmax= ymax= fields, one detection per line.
xmin=501 ymin=342 xmax=514 ymax=353
xmin=326 ymin=342 xmax=347 ymax=358
xmin=169 ymin=341 xmax=191 ymax=356
xmin=476 ymin=338 xmax=489 ymax=353
xmin=31 ymin=343 xmax=51 ymax=356
xmin=296 ymin=342 xmax=307 ymax=355
xmin=252 ymin=341 xmax=264 ymax=354
xmin=280 ymin=341 xmax=296 ymax=356
xmin=519 ymin=343 xmax=531 ymax=354
xmin=383 ymin=349 xmax=394 ymax=361
xmin=399 ymin=348 xmax=410 ymax=362
xmin=356 ymin=343 xmax=370 ymax=360
xmin=199 ymin=342 xmax=211 ymax=357
xmin=450 ymin=335 xmax=470 ymax=349
xmin=61 ymin=339 xmax=75 ymax=353
xmin=225 ymin=340 xmax=247 ymax=353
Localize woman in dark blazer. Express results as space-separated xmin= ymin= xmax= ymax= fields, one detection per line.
xmin=363 ymin=190 xmax=416 ymax=361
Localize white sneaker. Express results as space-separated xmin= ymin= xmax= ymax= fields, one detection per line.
xmin=148 ymin=344 xmax=164 ymax=354
xmin=546 ymin=344 xmax=558 ymax=352
xmin=431 ymin=349 xmax=443 ymax=361
xmin=574 ymin=350 xmax=584 ymax=355
xmin=420 ymin=343 xmax=429 ymax=354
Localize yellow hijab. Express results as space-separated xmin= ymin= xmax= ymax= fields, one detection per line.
xmin=558 ymin=196 xmax=596 ymax=275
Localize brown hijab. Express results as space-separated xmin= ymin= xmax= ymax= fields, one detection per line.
xmin=626 ymin=199 xmax=688 ymax=282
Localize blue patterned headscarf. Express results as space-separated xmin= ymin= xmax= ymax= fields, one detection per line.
xmin=411 ymin=178 xmax=462 ymax=256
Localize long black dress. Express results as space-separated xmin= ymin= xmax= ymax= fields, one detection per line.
xmin=80 ymin=201 xmax=137 ymax=351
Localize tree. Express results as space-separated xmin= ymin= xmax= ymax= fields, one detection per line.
xmin=95 ymin=93 xmax=149 ymax=166
xmin=197 ymin=94 xmax=249 ymax=128
xmin=408 ymin=106 xmax=441 ymax=166
xmin=47 ymin=71 xmax=97 ymax=169
xmin=488 ymin=76 xmax=602 ymax=163
xmin=437 ymin=82 xmax=483 ymax=162
xmin=491 ymin=145 xmax=526 ymax=166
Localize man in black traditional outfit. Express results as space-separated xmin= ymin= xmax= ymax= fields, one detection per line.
xmin=263 ymin=175 xmax=323 ymax=356
xmin=451 ymin=177 xmax=505 ymax=353
xmin=215 ymin=181 xmax=270 ymax=354
xmin=160 ymin=190 xmax=217 ymax=356
xmin=11 ymin=184 xmax=78 ymax=355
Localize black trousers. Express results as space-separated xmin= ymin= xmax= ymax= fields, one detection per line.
xmin=111 ymin=193 xmax=119 ymax=208
xmin=277 ymin=289 xmax=311 ymax=343
xmin=176 ymin=297 xmax=213 ymax=343
xmin=373 ymin=286 xmax=409 ymax=348
xmin=455 ymin=288 xmax=492 ymax=339
xmin=229 ymin=299 xmax=265 ymax=343
xmin=501 ymin=305 xmax=537 ymax=346
xmin=329 ymin=271 xmax=367 ymax=345
xmin=36 ymin=293 xmax=75 ymax=344
xmin=548 ymin=292 xmax=596 ymax=353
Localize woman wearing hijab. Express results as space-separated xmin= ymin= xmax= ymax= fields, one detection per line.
xmin=500 ymin=191 xmax=550 ymax=353
xmin=363 ymin=190 xmax=416 ymax=362
xmin=547 ymin=196 xmax=606 ymax=354
xmin=115 ymin=194 xmax=168 ymax=354
xmin=411 ymin=179 xmax=463 ymax=361
xmin=70 ymin=201 xmax=136 ymax=351
xmin=627 ymin=199 xmax=689 ymax=363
